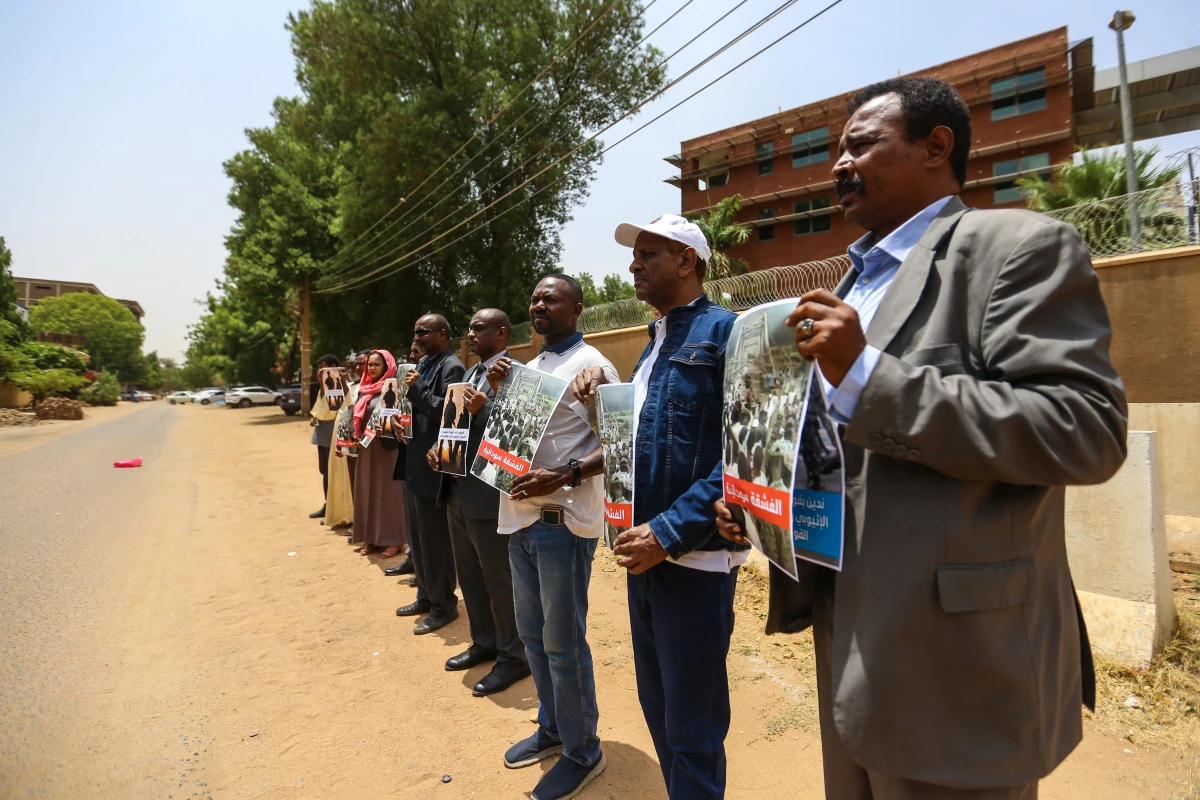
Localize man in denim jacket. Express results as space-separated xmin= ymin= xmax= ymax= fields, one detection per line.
xmin=572 ymin=214 xmax=746 ymax=800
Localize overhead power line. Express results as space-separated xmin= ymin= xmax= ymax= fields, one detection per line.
xmin=320 ymin=0 xmax=800 ymax=291
xmin=317 ymin=0 xmax=849 ymax=295
xmin=322 ymin=0 xmax=685 ymax=282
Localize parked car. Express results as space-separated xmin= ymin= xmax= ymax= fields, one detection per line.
xmin=193 ymin=389 xmax=225 ymax=406
xmin=166 ymin=391 xmax=194 ymax=405
xmin=131 ymin=390 xmax=155 ymax=402
xmin=279 ymin=384 xmax=303 ymax=416
xmin=225 ymin=385 xmax=281 ymax=408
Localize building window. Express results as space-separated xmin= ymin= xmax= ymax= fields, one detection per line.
xmin=791 ymin=127 xmax=830 ymax=168
xmin=793 ymin=197 xmax=832 ymax=236
xmin=756 ymin=142 xmax=774 ymax=176
xmin=991 ymin=68 xmax=1047 ymax=120
xmin=993 ymin=152 xmax=1051 ymax=204
xmin=758 ymin=208 xmax=776 ymax=241
xmin=707 ymin=172 xmax=728 ymax=188
xmin=34 ymin=284 xmax=53 ymax=291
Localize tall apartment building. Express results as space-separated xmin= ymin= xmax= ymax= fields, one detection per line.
xmin=666 ymin=28 xmax=1199 ymax=270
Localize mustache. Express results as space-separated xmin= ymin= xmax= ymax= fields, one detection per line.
xmin=835 ymin=174 xmax=866 ymax=199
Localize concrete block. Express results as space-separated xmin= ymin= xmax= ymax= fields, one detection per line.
xmin=1066 ymin=431 xmax=1176 ymax=666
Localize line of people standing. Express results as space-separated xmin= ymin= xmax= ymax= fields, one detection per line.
xmin=302 ymin=76 xmax=1129 ymax=800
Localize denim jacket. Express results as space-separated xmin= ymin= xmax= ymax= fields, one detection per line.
xmin=632 ymin=294 xmax=747 ymax=559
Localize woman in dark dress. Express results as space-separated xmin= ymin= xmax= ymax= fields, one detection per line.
xmin=350 ymin=350 xmax=407 ymax=559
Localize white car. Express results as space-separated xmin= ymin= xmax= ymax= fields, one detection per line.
xmin=193 ymin=389 xmax=225 ymax=406
xmin=225 ymin=385 xmax=281 ymax=408
xmin=166 ymin=391 xmax=194 ymax=405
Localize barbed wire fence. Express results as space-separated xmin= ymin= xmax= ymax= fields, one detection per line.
xmin=1042 ymin=178 xmax=1200 ymax=259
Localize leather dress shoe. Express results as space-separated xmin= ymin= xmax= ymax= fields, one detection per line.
xmin=396 ymin=600 xmax=432 ymax=617
xmin=383 ymin=559 xmax=415 ymax=577
xmin=309 ymin=506 xmax=326 ymax=519
xmin=473 ymin=661 xmax=532 ymax=697
xmin=445 ymin=644 xmax=497 ymax=672
xmin=413 ymin=608 xmax=459 ymax=635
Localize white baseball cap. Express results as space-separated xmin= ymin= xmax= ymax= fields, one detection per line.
xmin=614 ymin=213 xmax=712 ymax=262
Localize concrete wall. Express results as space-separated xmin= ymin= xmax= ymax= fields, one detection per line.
xmin=1129 ymin=403 xmax=1200 ymax=517
xmin=0 ymin=381 xmax=33 ymax=409
xmin=1066 ymin=431 xmax=1176 ymax=665
xmin=1094 ymin=245 xmax=1200 ymax=404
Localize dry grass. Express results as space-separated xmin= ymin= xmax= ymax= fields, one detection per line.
xmin=1091 ymin=573 xmax=1200 ymax=747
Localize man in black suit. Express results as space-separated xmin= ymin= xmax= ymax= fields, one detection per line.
xmin=397 ymin=313 xmax=464 ymax=635
xmin=432 ymin=309 xmax=532 ymax=696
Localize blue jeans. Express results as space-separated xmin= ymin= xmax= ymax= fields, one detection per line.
xmin=509 ymin=521 xmax=601 ymax=767
xmin=628 ymin=561 xmax=738 ymax=799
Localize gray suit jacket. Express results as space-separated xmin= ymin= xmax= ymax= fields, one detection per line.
xmin=768 ymin=196 xmax=1128 ymax=787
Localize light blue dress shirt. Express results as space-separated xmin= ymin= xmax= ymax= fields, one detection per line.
xmin=821 ymin=195 xmax=955 ymax=423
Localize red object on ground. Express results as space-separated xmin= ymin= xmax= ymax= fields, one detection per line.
xmin=113 ymin=458 xmax=143 ymax=468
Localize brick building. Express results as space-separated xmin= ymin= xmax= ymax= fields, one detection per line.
xmin=13 ymin=277 xmax=144 ymax=324
xmin=667 ymin=28 xmax=1083 ymax=270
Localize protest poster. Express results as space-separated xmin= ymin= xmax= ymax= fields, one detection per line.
xmin=333 ymin=384 xmax=359 ymax=449
xmin=393 ymin=363 xmax=416 ymax=439
xmin=471 ymin=363 xmax=568 ymax=495
xmin=791 ymin=381 xmax=845 ymax=570
xmin=596 ymin=383 xmax=634 ymax=550
xmin=435 ymin=382 xmax=472 ymax=476
xmin=361 ymin=403 xmax=381 ymax=448
xmin=377 ymin=378 xmax=402 ymax=439
xmin=722 ymin=299 xmax=814 ymax=580
xmin=320 ymin=367 xmax=346 ymax=411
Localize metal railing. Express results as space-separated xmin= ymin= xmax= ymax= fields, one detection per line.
xmin=1042 ymin=178 xmax=1200 ymax=259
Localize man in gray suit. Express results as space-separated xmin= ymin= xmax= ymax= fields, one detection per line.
xmin=717 ymin=77 xmax=1127 ymax=797
xmin=433 ymin=309 xmax=532 ymax=696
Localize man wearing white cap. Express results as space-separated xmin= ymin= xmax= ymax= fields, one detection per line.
xmin=572 ymin=214 xmax=744 ymax=800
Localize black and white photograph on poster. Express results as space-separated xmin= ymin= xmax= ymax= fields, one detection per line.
xmin=320 ymin=367 xmax=346 ymax=411
xmin=471 ymin=363 xmax=568 ymax=495
xmin=334 ymin=382 xmax=360 ymax=449
xmin=378 ymin=378 xmax=402 ymax=439
xmin=394 ymin=364 xmax=416 ymax=439
xmin=435 ymin=383 xmax=472 ymax=476
xmin=596 ymin=383 xmax=634 ymax=551
xmin=721 ymin=298 xmax=815 ymax=581
xmin=792 ymin=380 xmax=845 ymax=570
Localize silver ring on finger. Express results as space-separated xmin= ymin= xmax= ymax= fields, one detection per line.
xmin=800 ymin=318 xmax=816 ymax=338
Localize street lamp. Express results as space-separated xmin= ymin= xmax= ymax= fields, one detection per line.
xmin=1109 ymin=10 xmax=1142 ymax=250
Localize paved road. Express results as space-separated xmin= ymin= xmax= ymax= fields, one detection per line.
xmin=0 ymin=404 xmax=212 ymax=799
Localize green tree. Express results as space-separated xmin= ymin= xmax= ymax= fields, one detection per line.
xmin=9 ymin=369 xmax=86 ymax=406
xmin=576 ymin=272 xmax=637 ymax=307
xmin=19 ymin=341 xmax=88 ymax=373
xmin=80 ymin=371 xmax=121 ymax=406
xmin=0 ymin=237 xmax=30 ymax=337
xmin=686 ymin=195 xmax=751 ymax=279
xmin=185 ymin=286 xmax=285 ymax=387
xmin=28 ymin=293 xmax=146 ymax=381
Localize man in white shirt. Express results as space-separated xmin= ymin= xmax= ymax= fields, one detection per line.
xmin=486 ymin=274 xmax=617 ymax=800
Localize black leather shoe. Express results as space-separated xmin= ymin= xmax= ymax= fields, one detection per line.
xmin=413 ymin=608 xmax=459 ymax=635
xmin=383 ymin=559 xmax=415 ymax=577
xmin=473 ymin=661 xmax=532 ymax=697
xmin=445 ymin=645 xmax=497 ymax=672
xmin=309 ymin=507 xmax=326 ymax=519
xmin=396 ymin=600 xmax=432 ymax=617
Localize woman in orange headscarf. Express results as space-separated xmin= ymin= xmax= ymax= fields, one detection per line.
xmin=350 ymin=349 xmax=408 ymax=559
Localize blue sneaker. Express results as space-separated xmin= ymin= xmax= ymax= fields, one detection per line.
xmin=503 ymin=728 xmax=563 ymax=769
xmin=531 ymin=751 xmax=606 ymax=800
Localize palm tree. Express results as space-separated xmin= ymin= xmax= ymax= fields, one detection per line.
xmin=686 ymin=194 xmax=751 ymax=280
xmin=1018 ymin=148 xmax=1185 ymax=253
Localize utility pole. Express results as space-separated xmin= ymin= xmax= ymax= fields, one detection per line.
xmin=1188 ymin=151 xmax=1199 ymax=245
xmin=300 ymin=273 xmax=312 ymax=416
xmin=1109 ymin=10 xmax=1141 ymax=251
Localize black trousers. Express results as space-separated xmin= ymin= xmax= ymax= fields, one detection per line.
xmin=409 ymin=494 xmax=458 ymax=616
xmin=317 ymin=445 xmax=330 ymax=499
xmin=445 ymin=488 xmax=524 ymax=665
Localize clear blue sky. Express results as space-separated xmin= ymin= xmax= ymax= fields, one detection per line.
xmin=2 ymin=0 xmax=1196 ymax=360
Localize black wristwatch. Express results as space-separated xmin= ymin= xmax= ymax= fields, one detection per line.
xmin=568 ymin=458 xmax=582 ymax=488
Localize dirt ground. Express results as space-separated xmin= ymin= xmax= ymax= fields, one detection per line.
xmin=1 ymin=402 xmax=1197 ymax=798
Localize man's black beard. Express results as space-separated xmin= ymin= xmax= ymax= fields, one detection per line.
xmin=835 ymin=174 xmax=866 ymax=199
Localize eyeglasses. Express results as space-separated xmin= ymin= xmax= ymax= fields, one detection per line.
xmin=413 ymin=328 xmax=443 ymax=336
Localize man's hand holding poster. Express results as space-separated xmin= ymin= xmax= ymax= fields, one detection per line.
xmin=470 ymin=363 xmax=568 ymax=495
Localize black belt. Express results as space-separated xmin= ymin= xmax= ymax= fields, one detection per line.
xmin=539 ymin=506 xmax=564 ymax=525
